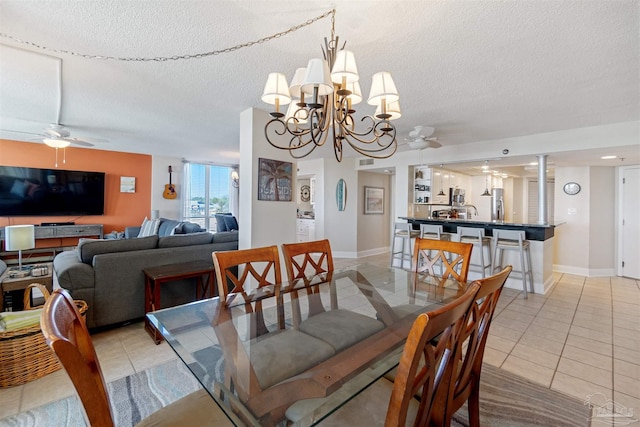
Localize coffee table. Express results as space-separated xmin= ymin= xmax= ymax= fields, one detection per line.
xmin=143 ymin=260 xmax=216 ymax=344
xmin=0 ymin=262 xmax=53 ymax=311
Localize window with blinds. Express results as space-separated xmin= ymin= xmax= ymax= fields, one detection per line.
xmin=527 ymin=180 xmax=555 ymax=224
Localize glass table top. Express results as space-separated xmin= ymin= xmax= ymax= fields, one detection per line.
xmin=146 ymin=262 xmax=469 ymax=426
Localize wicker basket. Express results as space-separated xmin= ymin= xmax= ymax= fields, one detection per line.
xmin=0 ymin=284 xmax=87 ymax=388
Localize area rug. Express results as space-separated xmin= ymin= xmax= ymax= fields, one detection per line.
xmin=0 ymin=359 xmax=591 ymax=427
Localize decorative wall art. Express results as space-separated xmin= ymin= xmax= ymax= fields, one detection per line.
xmin=257 ymin=158 xmax=292 ymax=201
xmin=336 ymin=178 xmax=347 ymax=211
xmin=120 ymin=176 xmax=135 ymax=193
xmin=364 ymin=186 xmax=384 ymax=214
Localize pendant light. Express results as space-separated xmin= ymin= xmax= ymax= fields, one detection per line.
xmin=437 ymin=164 xmax=446 ymax=196
xmin=481 ymin=161 xmax=491 ymax=196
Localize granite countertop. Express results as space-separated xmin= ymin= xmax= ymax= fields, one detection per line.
xmin=399 ymin=217 xmax=556 ymax=228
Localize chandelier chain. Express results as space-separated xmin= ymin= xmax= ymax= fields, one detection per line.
xmin=0 ymin=9 xmax=334 ymax=62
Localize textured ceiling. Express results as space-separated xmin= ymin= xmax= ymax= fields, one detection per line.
xmin=0 ymin=1 xmax=638 ymax=172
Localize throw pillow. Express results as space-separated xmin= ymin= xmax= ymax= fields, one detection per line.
xmin=223 ymin=215 xmax=239 ymax=231
xmin=214 ymin=214 xmax=230 ymax=232
xmin=170 ymin=222 xmax=184 ymax=235
xmin=138 ymin=217 xmax=161 ymax=237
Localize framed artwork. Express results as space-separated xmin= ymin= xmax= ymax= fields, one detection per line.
xmin=364 ymin=186 xmax=384 ymax=214
xmin=257 ymin=158 xmax=292 ymax=201
xmin=120 ymin=176 xmax=135 ymax=193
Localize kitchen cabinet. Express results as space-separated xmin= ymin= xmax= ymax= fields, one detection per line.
xmin=413 ymin=166 xmax=432 ymax=204
xmin=296 ymin=218 xmax=315 ymax=242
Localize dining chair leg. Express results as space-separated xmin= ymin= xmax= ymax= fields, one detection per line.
xmin=468 ymin=376 xmax=482 ymax=427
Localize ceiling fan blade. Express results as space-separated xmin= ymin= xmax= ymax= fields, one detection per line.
xmin=67 ymin=138 xmax=94 ymax=147
xmin=0 ymin=128 xmax=43 ymax=136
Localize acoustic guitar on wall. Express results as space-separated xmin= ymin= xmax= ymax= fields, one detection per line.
xmin=163 ymin=166 xmax=177 ymax=199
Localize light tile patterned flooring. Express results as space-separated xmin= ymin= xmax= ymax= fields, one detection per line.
xmin=1 ymin=253 xmax=639 ymax=426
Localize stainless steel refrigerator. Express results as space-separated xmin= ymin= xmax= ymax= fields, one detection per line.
xmin=491 ymin=188 xmax=504 ymax=221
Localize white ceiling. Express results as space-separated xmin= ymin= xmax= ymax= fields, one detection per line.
xmin=0 ymin=1 xmax=638 ymax=175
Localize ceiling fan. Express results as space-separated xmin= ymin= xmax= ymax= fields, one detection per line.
xmin=0 ymin=123 xmax=108 ymax=147
xmin=403 ymin=125 xmax=442 ymax=150
xmin=37 ymin=124 xmax=108 ymax=148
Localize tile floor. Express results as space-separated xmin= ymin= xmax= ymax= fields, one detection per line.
xmin=1 ymin=253 xmax=638 ymax=427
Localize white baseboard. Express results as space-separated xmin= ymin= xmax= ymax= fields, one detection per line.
xmin=553 ymin=264 xmax=616 ymax=277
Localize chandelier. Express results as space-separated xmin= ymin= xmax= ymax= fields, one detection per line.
xmin=261 ymin=9 xmax=400 ymax=162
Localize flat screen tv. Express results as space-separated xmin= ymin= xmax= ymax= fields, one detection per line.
xmin=0 ymin=166 xmax=105 ymax=216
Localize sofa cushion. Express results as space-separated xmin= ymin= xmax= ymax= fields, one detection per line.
xmin=158 ymin=232 xmax=213 ymax=248
xmin=77 ymin=235 xmax=159 ymax=264
xmin=139 ymin=217 xmax=161 ymax=237
xmin=212 ymin=230 xmax=238 ymax=243
xmin=222 ymin=215 xmax=239 ymax=231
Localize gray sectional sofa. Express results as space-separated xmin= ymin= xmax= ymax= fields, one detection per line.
xmin=53 ymin=230 xmax=238 ymax=329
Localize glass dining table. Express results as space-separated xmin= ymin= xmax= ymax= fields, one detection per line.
xmin=146 ymin=262 xmax=469 ymax=426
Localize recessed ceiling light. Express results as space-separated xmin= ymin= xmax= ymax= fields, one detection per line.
xmin=529 ymin=162 xmax=538 ymax=166
xmin=601 ymin=155 xmax=617 ymax=160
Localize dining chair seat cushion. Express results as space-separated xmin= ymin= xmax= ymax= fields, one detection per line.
xmin=299 ymin=309 xmax=385 ymax=352
xmin=286 ymin=377 xmax=418 ymax=426
xmin=135 ymin=388 xmax=233 ymax=427
xmin=244 ymin=329 xmax=336 ymax=389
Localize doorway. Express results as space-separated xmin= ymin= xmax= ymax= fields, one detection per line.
xmin=618 ymin=166 xmax=640 ymax=279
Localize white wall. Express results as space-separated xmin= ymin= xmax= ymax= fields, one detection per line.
xmin=239 ymin=108 xmax=297 ymax=250
xmin=322 ymin=158 xmax=358 ymax=258
xmin=151 ymin=155 xmax=183 ymax=220
xmin=553 ymin=166 xmax=617 ymax=276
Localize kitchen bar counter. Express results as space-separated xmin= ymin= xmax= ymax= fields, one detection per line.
xmin=398 ymin=217 xmax=556 ymax=294
xmin=398 ymin=217 xmax=555 ymax=241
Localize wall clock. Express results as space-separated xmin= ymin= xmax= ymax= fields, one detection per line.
xmin=563 ymin=182 xmax=581 ymax=195
xmin=300 ymin=184 xmax=311 ymax=202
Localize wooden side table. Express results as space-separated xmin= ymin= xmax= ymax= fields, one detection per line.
xmin=0 ymin=262 xmax=54 ymax=311
xmin=143 ymin=260 xmax=216 ymax=344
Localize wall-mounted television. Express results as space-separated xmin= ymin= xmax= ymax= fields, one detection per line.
xmin=0 ymin=166 xmax=105 ymax=216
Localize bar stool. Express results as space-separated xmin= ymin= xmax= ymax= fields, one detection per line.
xmin=420 ymin=224 xmax=452 ymax=275
xmin=492 ymin=229 xmax=534 ymax=298
xmin=419 ymin=224 xmax=452 ymax=241
xmin=457 ymin=227 xmax=492 ymax=278
xmin=390 ymin=222 xmax=419 ymax=270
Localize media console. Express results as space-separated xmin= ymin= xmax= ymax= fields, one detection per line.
xmin=0 ymin=224 xmax=104 ymax=241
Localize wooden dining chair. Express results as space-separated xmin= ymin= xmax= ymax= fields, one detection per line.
xmin=389 ymin=239 xmax=473 ymax=321
xmin=211 ymin=246 xmax=337 ymax=424
xmin=213 ymin=245 xmax=284 ymax=335
xmin=281 ymin=238 xmax=334 ymax=283
xmin=308 ymin=282 xmax=481 ymax=427
xmin=40 ymin=288 xmax=234 ymax=427
xmin=412 ymin=238 xmax=473 ymax=284
xmin=431 ymin=265 xmax=513 ymax=427
xmin=280 ymin=239 xmax=385 ymax=352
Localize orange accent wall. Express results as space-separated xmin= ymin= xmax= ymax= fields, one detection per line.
xmin=0 ymin=139 xmax=151 ymax=243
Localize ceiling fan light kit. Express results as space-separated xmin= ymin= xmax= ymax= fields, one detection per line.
xmin=262 ymin=9 xmax=400 ymax=162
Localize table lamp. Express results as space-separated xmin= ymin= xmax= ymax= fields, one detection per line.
xmin=4 ymin=224 xmax=35 ymax=272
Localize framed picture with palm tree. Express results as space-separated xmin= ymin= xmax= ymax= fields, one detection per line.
xmin=258 ymin=158 xmax=292 ymax=201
